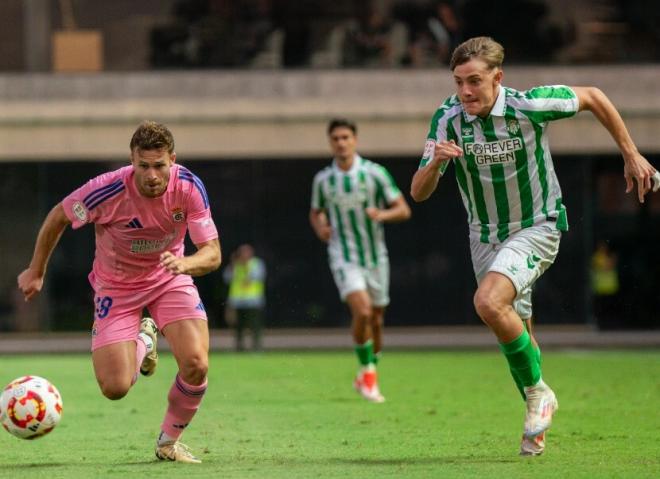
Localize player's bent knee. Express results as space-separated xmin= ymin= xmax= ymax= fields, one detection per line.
xmin=473 ymin=289 xmax=506 ymax=322
xmin=351 ymin=308 xmax=372 ymax=325
xmin=98 ymin=379 xmax=131 ymax=400
xmin=179 ymin=355 xmax=208 ymax=385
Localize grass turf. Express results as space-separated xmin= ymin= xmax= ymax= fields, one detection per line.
xmin=0 ymin=350 xmax=658 ymax=478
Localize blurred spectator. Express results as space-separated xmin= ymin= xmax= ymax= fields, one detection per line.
xmin=460 ymin=0 xmax=571 ymax=63
xmin=615 ymin=0 xmax=660 ymax=61
xmin=590 ymin=240 xmax=620 ymax=327
xmin=342 ymin=2 xmax=408 ymax=68
xmin=151 ymin=0 xmax=280 ymax=68
xmin=272 ymin=0 xmax=316 ymax=67
xmin=397 ymin=0 xmax=461 ymax=67
xmin=223 ymin=244 xmax=266 ymax=351
xmin=150 ymin=0 xmax=212 ymax=68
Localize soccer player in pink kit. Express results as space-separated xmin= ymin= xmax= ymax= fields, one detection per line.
xmin=17 ymin=121 xmax=221 ymax=463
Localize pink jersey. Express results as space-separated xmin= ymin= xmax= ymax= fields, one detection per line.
xmin=62 ymin=164 xmax=218 ymax=292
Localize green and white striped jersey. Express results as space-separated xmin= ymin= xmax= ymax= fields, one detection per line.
xmin=311 ymin=155 xmax=402 ymax=268
xmin=420 ymin=85 xmax=578 ymax=244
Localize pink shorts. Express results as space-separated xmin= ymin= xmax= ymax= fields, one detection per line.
xmin=91 ymin=274 xmax=207 ymax=351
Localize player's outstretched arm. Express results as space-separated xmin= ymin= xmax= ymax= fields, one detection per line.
xmin=365 ymin=195 xmax=411 ymax=223
xmin=573 ymin=86 xmax=658 ymax=203
xmin=160 ymin=238 xmax=221 ymax=276
xmin=17 ymin=202 xmax=71 ymax=301
xmin=410 ymin=140 xmax=463 ymax=202
xmin=309 ymin=208 xmax=332 ymax=243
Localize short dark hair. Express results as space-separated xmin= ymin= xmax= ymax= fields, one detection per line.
xmin=129 ymin=120 xmax=175 ymax=153
xmin=327 ymin=118 xmax=357 ymax=136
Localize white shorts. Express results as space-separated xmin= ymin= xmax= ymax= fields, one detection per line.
xmin=330 ymin=261 xmax=390 ymax=307
xmin=470 ymin=221 xmax=561 ymax=320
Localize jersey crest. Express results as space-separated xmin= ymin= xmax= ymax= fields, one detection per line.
xmin=172 ymin=207 xmax=185 ymax=222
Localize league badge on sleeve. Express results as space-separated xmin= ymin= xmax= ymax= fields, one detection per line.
xmin=423 ymin=139 xmax=436 ymax=160
xmin=171 ymin=208 xmax=185 ymax=222
xmin=72 ymin=201 xmax=88 ymax=223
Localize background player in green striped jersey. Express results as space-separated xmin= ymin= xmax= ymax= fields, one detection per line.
xmin=310 ymin=118 xmax=411 ymax=403
xmin=410 ymin=37 xmax=658 ymax=455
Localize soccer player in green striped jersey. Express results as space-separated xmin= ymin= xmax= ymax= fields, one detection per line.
xmin=411 ymin=37 xmax=658 ymax=455
xmin=310 ymin=118 xmax=411 ymax=403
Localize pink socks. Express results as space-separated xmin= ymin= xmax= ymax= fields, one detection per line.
xmin=160 ymin=375 xmax=208 ymax=440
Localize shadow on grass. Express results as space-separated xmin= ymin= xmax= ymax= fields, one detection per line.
xmin=2 ymin=459 xmax=159 ymax=469
xmin=325 ymin=456 xmax=518 ymax=466
xmin=3 ymin=455 xmax=519 ymax=470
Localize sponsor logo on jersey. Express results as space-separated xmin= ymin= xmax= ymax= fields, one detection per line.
xmin=130 ymin=234 xmax=176 ymax=254
xmin=72 ymin=201 xmax=88 ymax=223
xmin=172 ymin=207 xmax=185 ymax=222
xmin=464 ymin=138 xmax=523 ymax=167
xmin=331 ymin=191 xmax=368 ymax=208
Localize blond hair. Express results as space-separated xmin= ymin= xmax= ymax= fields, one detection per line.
xmin=449 ymin=37 xmax=504 ymax=71
xmin=129 ymin=120 xmax=175 ymax=153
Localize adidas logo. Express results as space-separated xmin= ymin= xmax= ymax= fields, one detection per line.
xmin=126 ymin=218 xmax=143 ymax=228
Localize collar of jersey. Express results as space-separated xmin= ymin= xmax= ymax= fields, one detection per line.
xmin=332 ymin=154 xmax=362 ymax=174
xmin=167 ymin=164 xmax=179 ymax=194
xmin=463 ymin=85 xmax=505 ymax=123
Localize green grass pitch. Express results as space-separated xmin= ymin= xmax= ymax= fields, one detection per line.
xmin=0 ymin=350 xmax=659 ymax=478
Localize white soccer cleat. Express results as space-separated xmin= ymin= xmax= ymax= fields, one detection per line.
xmin=523 ymin=380 xmax=558 ymax=437
xmin=155 ymin=441 xmax=201 ymax=464
xmin=354 ymin=369 xmax=385 ymax=403
xmin=520 ymin=431 xmax=546 ymax=456
xmin=139 ymin=317 xmax=159 ymax=377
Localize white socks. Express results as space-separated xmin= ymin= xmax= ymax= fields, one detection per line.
xmin=138 ymin=332 xmax=154 ymax=353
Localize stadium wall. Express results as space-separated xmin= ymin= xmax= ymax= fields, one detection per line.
xmin=0 ymin=66 xmax=659 ymax=161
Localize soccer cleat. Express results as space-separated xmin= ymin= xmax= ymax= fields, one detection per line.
xmin=523 ymin=381 xmax=558 ymax=437
xmin=354 ymin=369 xmax=385 ymax=403
xmin=139 ymin=317 xmax=159 ymax=377
xmin=520 ymin=431 xmax=546 ymax=456
xmin=155 ymin=441 xmax=201 ymax=464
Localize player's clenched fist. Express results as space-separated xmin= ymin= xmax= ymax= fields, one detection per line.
xmin=160 ymin=251 xmax=189 ymax=275
xmin=434 ymin=140 xmax=463 ymax=164
xmin=17 ymin=268 xmax=44 ymax=301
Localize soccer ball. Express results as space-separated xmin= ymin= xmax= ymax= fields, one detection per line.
xmin=0 ymin=376 xmax=63 ymax=440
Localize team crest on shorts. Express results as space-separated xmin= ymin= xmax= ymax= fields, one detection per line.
xmin=171 ymin=207 xmax=185 ymax=222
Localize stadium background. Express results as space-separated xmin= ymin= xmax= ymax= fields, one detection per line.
xmin=0 ymin=0 xmax=659 ymax=335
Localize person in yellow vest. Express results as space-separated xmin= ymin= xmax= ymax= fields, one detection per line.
xmin=590 ymin=240 xmax=620 ymax=326
xmin=223 ymin=244 xmax=266 ymax=351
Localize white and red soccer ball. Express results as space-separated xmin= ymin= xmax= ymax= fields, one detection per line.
xmin=0 ymin=376 xmax=63 ymax=440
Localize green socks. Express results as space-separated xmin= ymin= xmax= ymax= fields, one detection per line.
xmin=509 ymin=343 xmax=541 ymax=400
xmin=355 ymin=340 xmax=375 ymax=366
xmin=500 ymin=329 xmax=542 ymax=396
